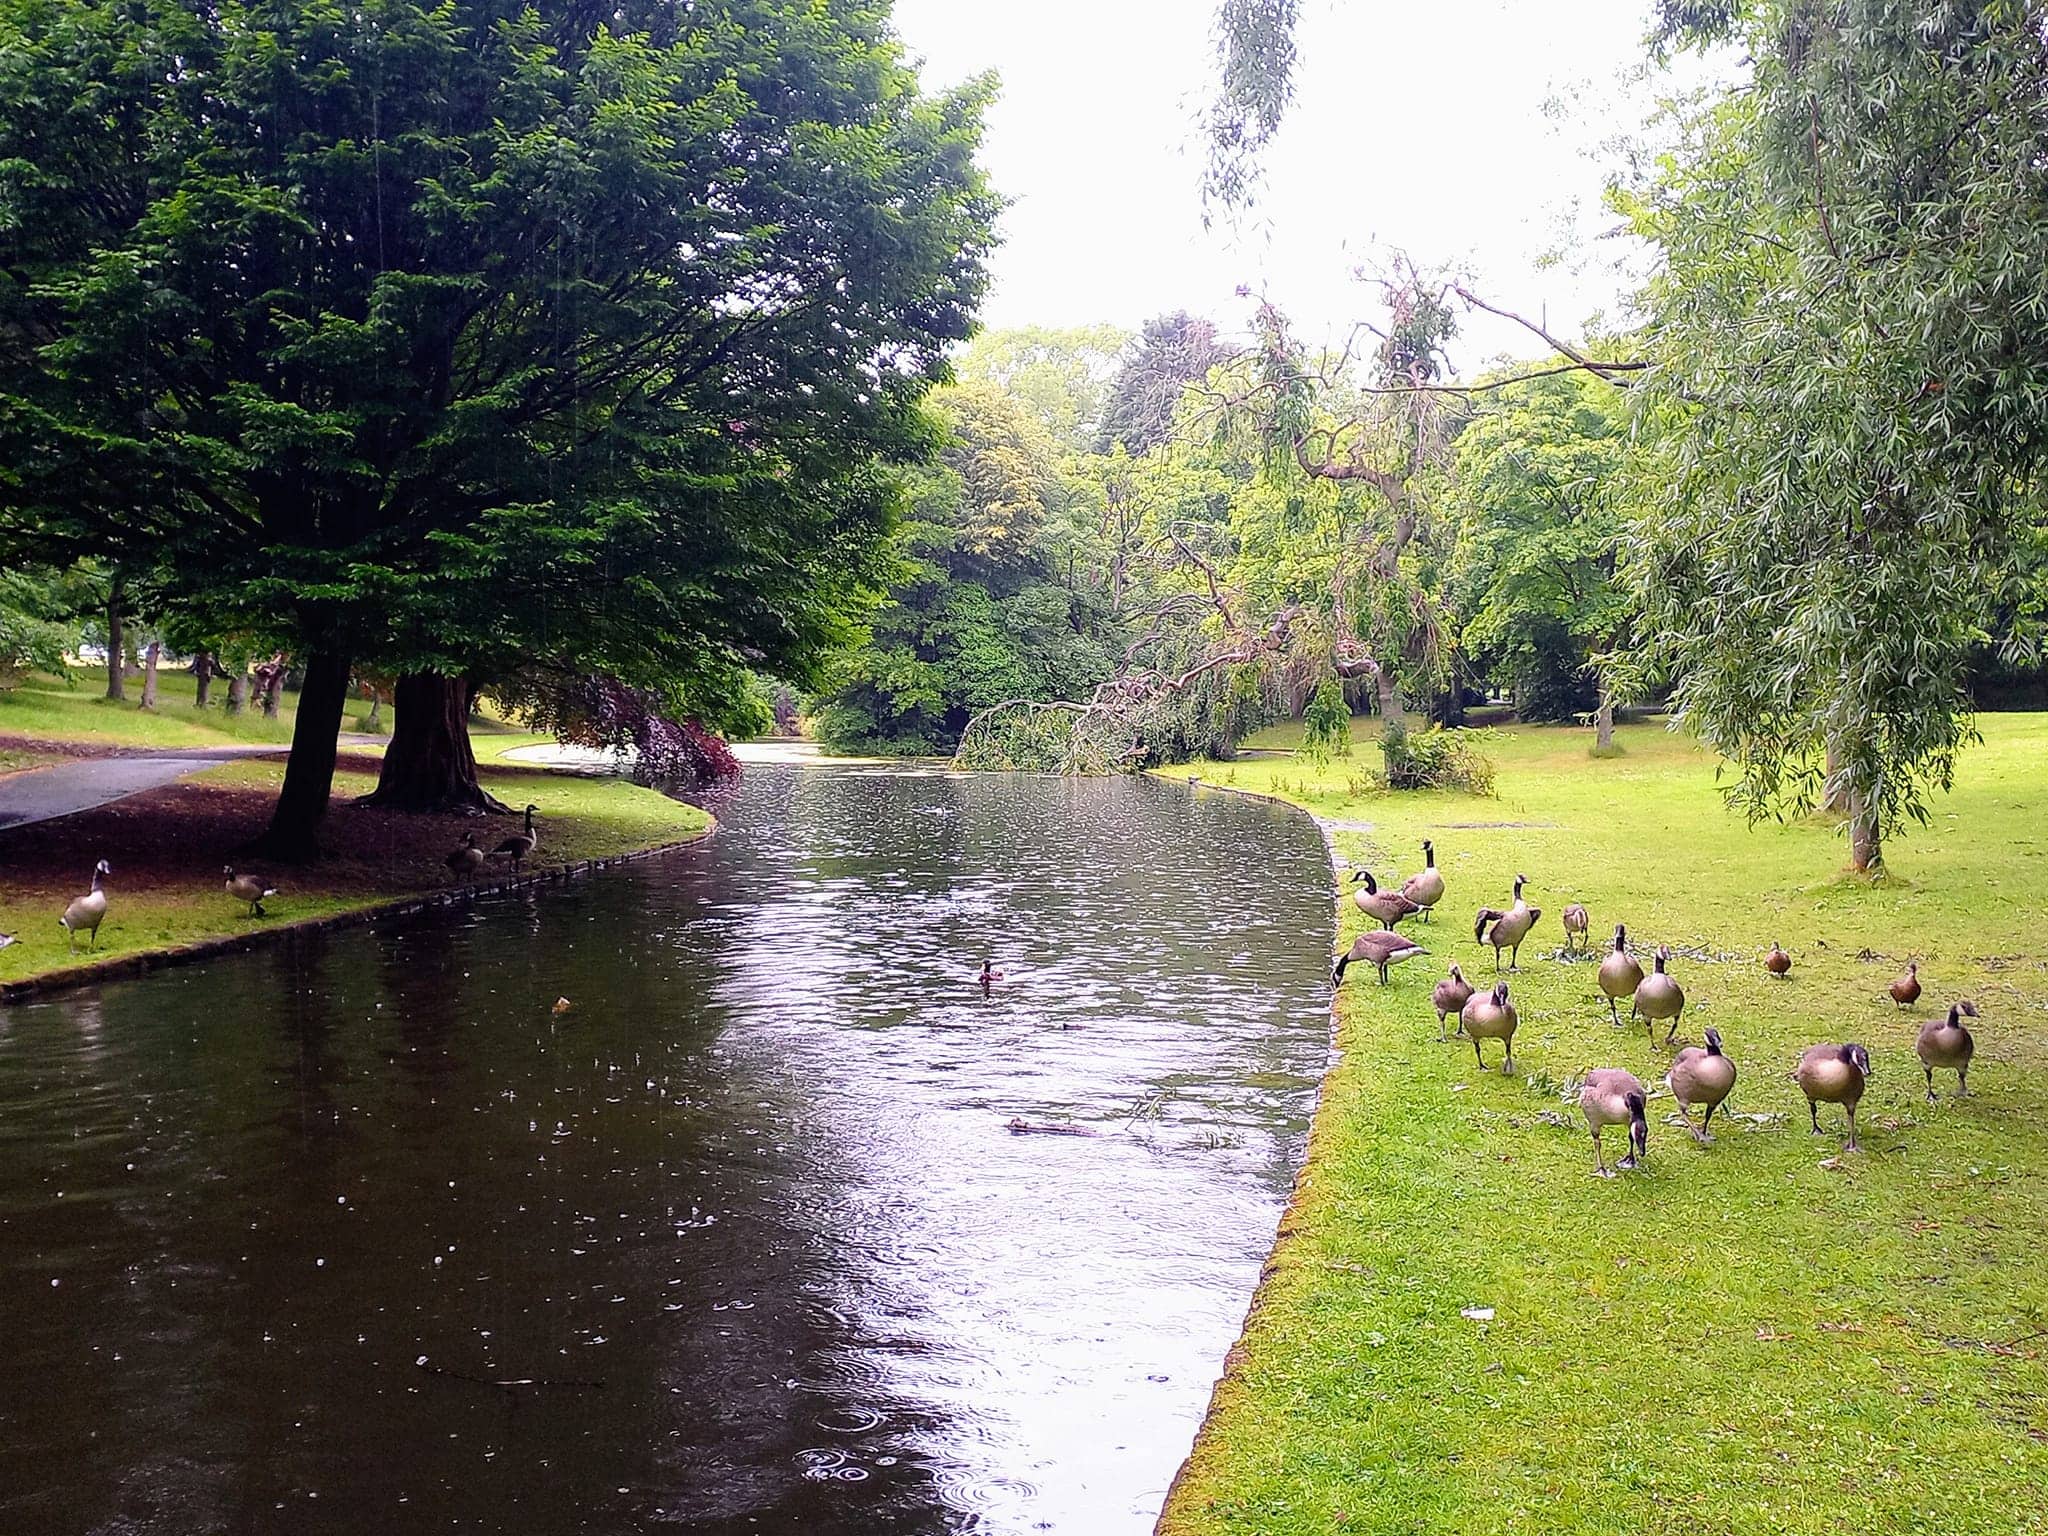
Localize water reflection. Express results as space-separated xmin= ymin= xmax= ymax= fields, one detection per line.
xmin=0 ymin=766 xmax=1332 ymax=1533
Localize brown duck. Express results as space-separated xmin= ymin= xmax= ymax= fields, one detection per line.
xmin=1579 ymin=1068 xmax=1648 ymax=1176
xmin=1431 ymin=963 xmax=1474 ymax=1041
xmin=1667 ymin=1026 xmax=1737 ymax=1141
xmin=1473 ymin=875 xmax=1540 ymax=972
xmin=1890 ymin=962 xmax=1921 ymax=1008
xmin=1596 ymin=924 xmax=1644 ymax=1026
xmin=1764 ymin=941 xmax=1791 ymax=977
xmin=1795 ymin=1042 xmax=1872 ymax=1151
xmin=1916 ymin=1000 xmax=1977 ymax=1101
xmin=1460 ymin=981 xmax=1519 ymax=1074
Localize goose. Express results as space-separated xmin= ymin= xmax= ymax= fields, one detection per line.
xmin=1597 ymin=924 xmax=1644 ymax=1025
xmin=1795 ymin=1042 xmax=1871 ymax=1151
xmin=979 ymin=960 xmax=1005 ymax=992
xmin=1333 ymin=930 xmax=1428 ymax=986
xmin=445 ymin=832 xmax=486 ymax=881
xmin=1667 ymin=1027 xmax=1737 ymax=1141
xmin=1350 ymin=869 xmax=1421 ymax=929
xmin=1431 ymin=962 xmax=1474 ymax=1041
xmin=1459 ymin=981 xmax=1518 ymax=1074
xmin=223 ymin=866 xmax=277 ymax=917
xmin=1764 ymin=941 xmax=1792 ymax=977
xmin=1889 ymin=962 xmax=1921 ymax=1008
xmin=1631 ymin=944 xmax=1686 ymax=1044
xmin=1579 ymin=1068 xmax=1648 ymax=1176
xmin=0 ymin=932 xmax=16 ymax=951
xmin=1562 ymin=903 xmax=1590 ymax=953
xmin=1916 ymin=1000 xmax=1977 ymax=1101
xmin=492 ymin=804 xmax=540 ymax=872
xmin=1399 ymin=841 xmax=1445 ymax=923
xmin=60 ymin=860 xmax=111 ymax=951
xmin=1473 ymin=874 xmax=1540 ymax=972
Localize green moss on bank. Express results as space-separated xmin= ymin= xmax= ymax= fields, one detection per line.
xmin=1156 ymin=717 xmax=2048 ymax=1536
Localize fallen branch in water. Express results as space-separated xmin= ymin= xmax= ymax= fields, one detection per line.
xmin=1005 ymin=1118 xmax=1102 ymax=1137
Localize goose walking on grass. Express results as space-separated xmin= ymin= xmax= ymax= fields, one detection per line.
xmin=1473 ymin=875 xmax=1540 ymax=972
xmin=493 ymin=804 xmax=540 ymax=873
xmin=1667 ymin=1027 xmax=1737 ymax=1142
xmin=1579 ymin=1068 xmax=1648 ymax=1176
xmin=1796 ymin=1042 xmax=1872 ymax=1151
xmin=1351 ymin=870 xmax=1421 ymax=930
xmin=1597 ymin=924 xmax=1644 ymax=1026
xmin=223 ymin=866 xmax=277 ymax=918
xmin=1916 ymin=1001 xmax=1977 ymax=1102
xmin=446 ymin=832 xmax=486 ymax=882
xmin=1333 ymin=930 xmax=1427 ymax=987
xmin=1431 ymin=963 xmax=1474 ymax=1041
xmin=1460 ymin=981 xmax=1518 ymax=1074
xmin=60 ymin=860 xmax=111 ymax=952
xmin=1561 ymin=903 xmax=1590 ymax=953
xmin=1399 ymin=841 xmax=1445 ymax=923
xmin=1631 ymin=944 xmax=1686 ymax=1045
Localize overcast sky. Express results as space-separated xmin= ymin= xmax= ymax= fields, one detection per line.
xmin=890 ymin=0 xmax=1696 ymax=369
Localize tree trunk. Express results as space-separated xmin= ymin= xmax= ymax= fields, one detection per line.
xmin=261 ymin=670 xmax=283 ymax=719
xmin=104 ymin=576 xmax=126 ymax=701
xmin=253 ymin=649 xmax=351 ymax=862
xmin=361 ymin=671 xmax=509 ymax=813
xmin=193 ymin=651 xmax=215 ymax=708
xmin=225 ymin=668 xmax=248 ymax=715
xmin=139 ymin=640 xmax=160 ymax=710
xmin=1595 ymin=691 xmax=1614 ymax=751
xmin=1848 ymin=788 xmax=1882 ymax=873
xmin=1821 ymin=740 xmax=1850 ymax=814
xmin=365 ymin=692 xmax=382 ymax=730
xmin=1375 ymin=667 xmax=1406 ymax=728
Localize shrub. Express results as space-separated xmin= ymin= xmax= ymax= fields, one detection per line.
xmin=1301 ymin=678 xmax=1352 ymax=763
xmin=1380 ymin=720 xmax=1495 ymax=793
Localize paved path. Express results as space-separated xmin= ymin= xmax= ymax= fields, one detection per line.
xmin=0 ymin=737 xmax=381 ymax=832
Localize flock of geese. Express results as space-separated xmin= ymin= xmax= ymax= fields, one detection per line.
xmin=6 ymin=804 xmax=545 ymax=956
xmin=1332 ymin=841 xmax=1981 ymax=1177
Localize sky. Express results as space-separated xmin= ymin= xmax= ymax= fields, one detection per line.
xmin=890 ymin=0 xmax=1697 ymax=371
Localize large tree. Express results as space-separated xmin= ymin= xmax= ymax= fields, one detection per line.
xmin=0 ymin=0 xmax=995 ymax=853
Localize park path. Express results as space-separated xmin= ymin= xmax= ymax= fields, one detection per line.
xmin=0 ymin=738 xmax=381 ymax=832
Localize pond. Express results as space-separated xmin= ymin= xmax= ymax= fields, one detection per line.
xmin=0 ymin=765 xmax=1334 ymax=1533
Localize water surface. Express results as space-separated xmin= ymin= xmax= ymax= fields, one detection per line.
xmin=0 ymin=766 xmax=1332 ymax=1533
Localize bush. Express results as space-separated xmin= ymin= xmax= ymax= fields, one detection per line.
xmin=1301 ymin=678 xmax=1352 ymax=763
xmin=1380 ymin=720 xmax=1495 ymax=793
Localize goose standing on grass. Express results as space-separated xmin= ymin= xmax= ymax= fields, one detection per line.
xmin=1473 ymin=874 xmax=1540 ymax=972
xmin=1890 ymin=962 xmax=1922 ymax=1008
xmin=1597 ymin=924 xmax=1644 ymax=1025
xmin=1351 ymin=869 xmax=1421 ymax=929
xmin=1459 ymin=981 xmax=1519 ymax=1074
xmin=1765 ymin=941 xmax=1792 ymax=977
xmin=1333 ymin=930 xmax=1428 ymax=986
xmin=1632 ymin=944 xmax=1686 ymax=1045
xmin=1667 ymin=1027 xmax=1737 ymax=1141
xmin=1916 ymin=1001 xmax=1977 ymax=1101
xmin=446 ymin=832 xmax=486 ymax=882
xmin=1400 ymin=841 xmax=1445 ymax=924
xmin=223 ymin=866 xmax=277 ymax=917
xmin=1579 ymin=1068 xmax=1648 ymax=1176
xmin=1431 ymin=963 xmax=1474 ymax=1041
xmin=60 ymin=860 xmax=111 ymax=951
xmin=493 ymin=804 xmax=540 ymax=873
xmin=1795 ymin=1042 xmax=1872 ymax=1151
xmin=1562 ymin=903 xmax=1590 ymax=953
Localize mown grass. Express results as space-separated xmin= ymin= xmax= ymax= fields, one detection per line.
xmin=0 ymin=755 xmax=709 ymax=986
xmin=0 ymin=668 xmax=302 ymax=747
xmin=1155 ymin=716 xmax=2048 ymax=1536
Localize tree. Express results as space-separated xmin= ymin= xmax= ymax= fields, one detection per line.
xmin=954 ymin=325 xmax=1129 ymax=452
xmin=1097 ymin=312 xmax=1230 ymax=456
xmin=1620 ymin=1 xmax=2048 ymax=871
xmin=0 ymin=0 xmax=995 ymax=853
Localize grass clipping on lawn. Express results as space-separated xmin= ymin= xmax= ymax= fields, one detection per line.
xmin=1155 ymin=716 xmax=2048 ymax=1536
xmin=0 ymin=752 xmax=708 ymax=985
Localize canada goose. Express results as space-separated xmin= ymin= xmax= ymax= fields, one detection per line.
xmin=979 ymin=960 xmax=1005 ymax=993
xmin=60 ymin=860 xmax=111 ymax=951
xmin=1632 ymin=944 xmax=1686 ymax=1044
xmin=0 ymin=932 xmax=16 ymax=951
xmin=1764 ymin=941 xmax=1792 ymax=977
xmin=1562 ymin=903 xmax=1590 ymax=952
xmin=1333 ymin=930 xmax=1428 ymax=986
xmin=1399 ymin=841 xmax=1445 ymax=923
xmin=1351 ymin=869 xmax=1421 ymax=929
xmin=1579 ymin=1068 xmax=1648 ymax=1176
xmin=1890 ymin=962 xmax=1921 ymax=1008
xmin=1667 ymin=1026 xmax=1737 ymax=1141
xmin=492 ymin=804 xmax=540 ymax=872
xmin=1460 ymin=980 xmax=1518 ymax=1074
xmin=1916 ymin=1000 xmax=1977 ymax=1101
xmin=223 ymin=866 xmax=277 ymax=917
xmin=1597 ymin=924 xmax=1644 ymax=1025
xmin=1795 ymin=1042 xmax=1872 ymax=1151
xmin=1432 ymin=962 xmax=1474 ymax=1041
xmin=445 ymin=832 xmax=486 ymax=881
xmin=1473 ymin=874 xmax=1541 ymax=972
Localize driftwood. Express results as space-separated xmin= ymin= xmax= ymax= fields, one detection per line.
xmin=1005 ymin=1118 xmax=1102 ymax=1138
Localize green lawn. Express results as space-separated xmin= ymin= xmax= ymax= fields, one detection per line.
xmin=0 ymin=668 xmax=302 ymax=747
xmin=1156 ymin=717 xmax=2048 ymax=1536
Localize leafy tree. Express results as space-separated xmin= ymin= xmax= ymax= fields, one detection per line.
xmin=955 ymin=325 xmax=1129 ymax=452
xmin=0 ymin=0 xmax=995 ymax=852
xmin=1097 ymin=312 xmax=1230 ymax=456
xmin=1621 ymin=1 xmax=2048 ymax=871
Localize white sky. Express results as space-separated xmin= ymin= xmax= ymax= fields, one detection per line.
xmin=891 ymin=0 xmax=1694 ymax=371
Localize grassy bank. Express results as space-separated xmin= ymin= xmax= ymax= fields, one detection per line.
xmin=0 ymin=668 xmax=311 ymax=747
xmin=0 ymin=752 xmax=709 ymax=990
xmin=1155 ymin=717 xmax=2048 ymax=1536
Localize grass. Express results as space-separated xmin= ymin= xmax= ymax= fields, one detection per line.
xmin=1155 ymin=716 xmax=2048 ymax=1536
xmin=0 ymin=668 xmax=302 ymax=747
xmin=0 ymin=751 xmax=709 ymax=987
